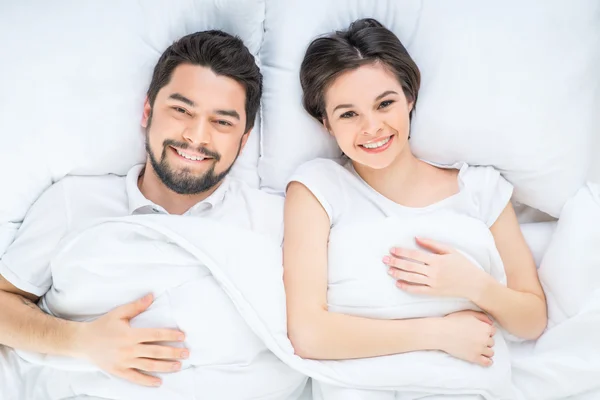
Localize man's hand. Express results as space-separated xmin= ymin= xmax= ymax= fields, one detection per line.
xmin=74 ymin=294 xmax=188 ymax=387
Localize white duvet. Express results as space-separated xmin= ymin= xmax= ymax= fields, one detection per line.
xmin=313 ymin=184 xmax=600 ymax=399
xmin=510 ymin=183 xmax=600 ymax=400
xmin=8 ymin=216 xmax=308 ymax=400
xmin=315 ymin=210 xmax=515 ymax=400
xmin=2 ymin=183 xmax=599 ymax=400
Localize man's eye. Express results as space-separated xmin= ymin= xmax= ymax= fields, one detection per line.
xmin=340 ymin=111 xmax=357 ymax=119
xmin=378 ymin=100 xmax=394 ymax=109
xmin=217 ymin=120 xmax=232 ymax=126
xmin=173 ymin=107 xmax=188 ymax=114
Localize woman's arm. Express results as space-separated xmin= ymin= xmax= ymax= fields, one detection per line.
xmin=385 ymin=203 xmax=547 ymax=340
xmin=284 ymin=182 xmax=495 ymax=365
xmin=473 ymin=203 xmax=547 ymax=339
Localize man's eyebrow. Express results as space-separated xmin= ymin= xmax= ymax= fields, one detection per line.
xmin=215 ymin=109 xmax=240 ymax=120
xmin=374 ymin=90 xmax=398 ymax=102
xmin=168 ymin=93 xmax=196 ymax=107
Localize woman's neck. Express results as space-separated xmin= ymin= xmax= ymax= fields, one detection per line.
xmin=352 ymin=148 xmax=423 ymax=203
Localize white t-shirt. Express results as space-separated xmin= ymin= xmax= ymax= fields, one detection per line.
xmin=289 ymin=158 xmax=513 ymax=231
xmin=287 ymin=157 xmax=513 ymax=322
xmin=0 ymin=164 xmax=284 ymax=297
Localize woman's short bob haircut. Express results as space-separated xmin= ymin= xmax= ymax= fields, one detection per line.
xmin=300 ymin=18 xmax=421 ymax=124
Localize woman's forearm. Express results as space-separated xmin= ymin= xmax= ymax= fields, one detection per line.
xmin=472 ymin=276 xmax=547 ymax=340
xmin=288 ymin=310 xmax=443 ymax=360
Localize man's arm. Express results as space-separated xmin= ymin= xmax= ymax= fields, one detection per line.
xmin=0 ymin=179 xmax=188 ymax=387
xmin=0 ymin=275 xmax=79 ymax=356
xmin=0 ymin=273 xmax=189 ymax=387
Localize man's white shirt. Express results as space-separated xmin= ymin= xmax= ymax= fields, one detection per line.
xmin=0 ymin=164 xmax=284 ymax=297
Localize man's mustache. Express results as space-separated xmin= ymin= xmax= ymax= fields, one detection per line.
xmin=163 ymin=139 xmax=221 ymax=161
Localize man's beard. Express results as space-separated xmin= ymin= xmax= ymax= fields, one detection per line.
xmin=144 ymin=123 xmax=242 ymax=195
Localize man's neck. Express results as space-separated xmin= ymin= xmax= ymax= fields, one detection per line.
xmin=138 ymin=161 xmax=221 ymax=215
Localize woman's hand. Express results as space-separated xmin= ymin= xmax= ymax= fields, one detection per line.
xmin=439 ymin=310 xmax=496 ymax=367
xmin=383 ymin=237 xmax=492 ymax=300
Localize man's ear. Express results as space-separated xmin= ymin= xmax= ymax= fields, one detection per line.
xmin=240 ymin=129 xmax=251 ymax=151
xmin=141 ymin=97 xmax=152 ymax=128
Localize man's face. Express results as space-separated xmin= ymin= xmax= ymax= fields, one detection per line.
xmin=141 ymin=64 xmax=249 ymax=195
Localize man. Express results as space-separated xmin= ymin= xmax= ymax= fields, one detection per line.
xmin=0 ymin=30 xmax=287 ymax=391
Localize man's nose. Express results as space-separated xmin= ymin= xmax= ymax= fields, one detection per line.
xmin=183 ymin=120 xmax=211 ymax=146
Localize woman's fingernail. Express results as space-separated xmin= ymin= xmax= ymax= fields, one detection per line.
xmin=387 ymin=269 xmax=394 ymax=276
xmin=172 ymin=362 xmax=181 ymax=371
xmin=383 ymin=256 xmax=390 ymax=263
xmin=178 ymin=334 xmax=185 ymax=341
xmin=181 ymin=351 xmax=189 ymax=359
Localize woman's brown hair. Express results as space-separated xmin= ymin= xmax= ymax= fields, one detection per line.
xmin=300 ymin=18 xmax=420 ymax=125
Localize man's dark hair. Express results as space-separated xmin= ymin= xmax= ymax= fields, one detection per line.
xmin=147 ymin=30 xmax=262 ymax=133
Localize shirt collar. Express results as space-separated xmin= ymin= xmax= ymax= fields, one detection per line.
xmin=125 ymin=164 xmax=230 ymax=215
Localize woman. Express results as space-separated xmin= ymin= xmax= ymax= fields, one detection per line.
xmin=283 ymin=18 xmax=547 ymax=370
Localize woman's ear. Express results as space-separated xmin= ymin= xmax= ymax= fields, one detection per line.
xmin=407 ymin=101 xmax=414 ymax=140
xmin=323 ymin=118 xmax=334 ymax=136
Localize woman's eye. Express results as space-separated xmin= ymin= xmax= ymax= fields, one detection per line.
xmin=378 ymin=100 xmax=394 ymax=109
xmin=340 ymin=111 xmax=357 ymax=119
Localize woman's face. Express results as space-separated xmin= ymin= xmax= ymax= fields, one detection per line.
xmin=323 ymin=62 xmax=413 ymax=170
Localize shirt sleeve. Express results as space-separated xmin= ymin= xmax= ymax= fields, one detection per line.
xmin=471 ymin=166 xmax=514 ymax=227
xmin=0 ymin=180 xmax=70 ymax=296
xmin=287 ymin=158 xmax=345 ymax=226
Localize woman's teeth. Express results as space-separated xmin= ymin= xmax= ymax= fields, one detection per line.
xmin=361 ymin=136 xmax=391 ymax=149
xmin=176 ymin=149 xmax=205 ymax=161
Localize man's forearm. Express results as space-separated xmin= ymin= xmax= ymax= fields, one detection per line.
xmin=0 ymin=290 xmax=81 ymax=357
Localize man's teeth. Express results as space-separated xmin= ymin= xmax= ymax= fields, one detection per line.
xmin=176 ymin=149 xmax=205 ymax=161
xmin=362 ymin=136 xmax=391 ymax=149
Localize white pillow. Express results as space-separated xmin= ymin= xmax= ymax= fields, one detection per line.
xmin=0 ymin=0 xmax=265 ymax=256
xmin=590 ymin=131 xmax=600 ymax=184
xmin=520 ymin=221 xmax=557 ymax=268
xmin=538 ymin=182 xmax=600 ymax=327
xmin=408 ymin=0 xmax=599 ymax=218
xmin=0 ymin=224 xmax=19 ymax=261
xmin=258 ymin=0 xmax=600 ymax=218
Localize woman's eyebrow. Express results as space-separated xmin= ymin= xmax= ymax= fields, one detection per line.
xmin=374 ymin=90 xmax=398 ymax=101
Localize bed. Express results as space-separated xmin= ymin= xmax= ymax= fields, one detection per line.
xmin=0 ymin=1 xmax=599 ymax=399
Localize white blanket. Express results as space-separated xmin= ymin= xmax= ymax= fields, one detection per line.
xmin=3 ymin=183 xmax=599 ymax=400
xmin=9 ymin=215 xmax=308 ymax=400
xmin=510 ymin=183 xmax=600 ymax=400
xmin=313 ymin=185 xmax=600 ymax=400
xmin=314 ymin=211 xmax=515 ymax=400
